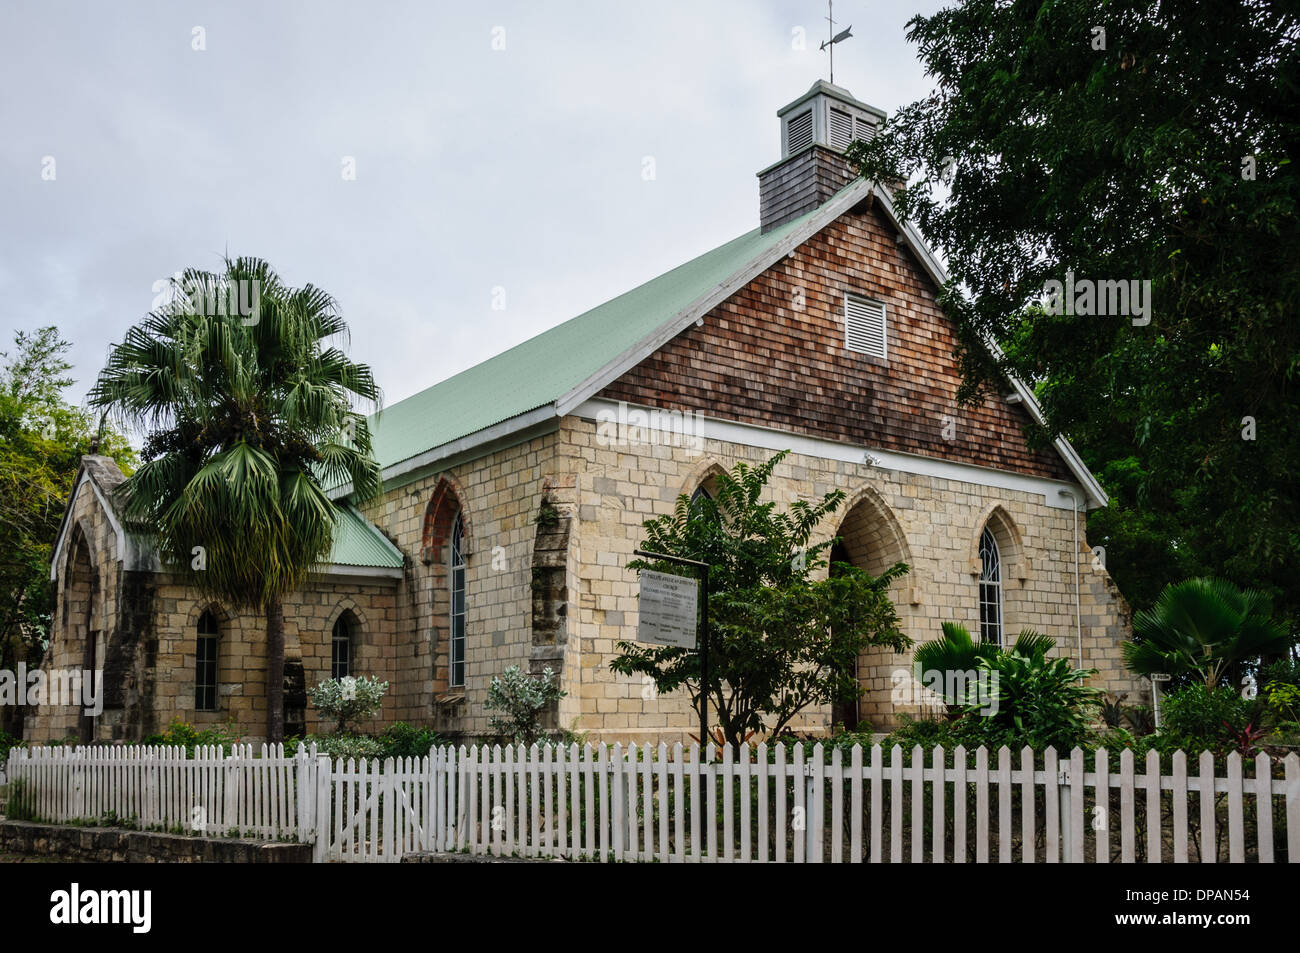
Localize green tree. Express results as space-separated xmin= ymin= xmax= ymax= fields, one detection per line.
xmin=0 ymin=327 xmax=135 ymax=719
xmin=90 ymin=258 xmax=382 ymax=741
xmin=1124 ymin=577 xmax=1293 ymax=688
xmin=610 ymin=451 xmax=911 ymax=745
xmin=847 ymin=1 xmax=1300 ymax=626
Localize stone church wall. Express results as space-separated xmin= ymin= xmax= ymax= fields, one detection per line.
xmin=558 ymin=414 xmax=1144 ymax=744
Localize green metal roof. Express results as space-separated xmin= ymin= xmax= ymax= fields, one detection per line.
xmin=328 ymin=505 xmax=404 ymax=569
xmin=363 ymin=210 xmax=818 ymax=473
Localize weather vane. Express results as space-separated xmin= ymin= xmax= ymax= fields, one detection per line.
xmin=820 ymin=0 xmax=853 ymax=84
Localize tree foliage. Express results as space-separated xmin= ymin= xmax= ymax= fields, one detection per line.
xmin=1124 ymin=577 xmax=1292 ymax=688
xmin=90 ymin=258 xmax=382 ymax=741
xmin=847 ymin=0 xmax=1300 ymax=624
xmin=0 ymin=327 xmax=134 ymax=693
xmin=610 ymin=451 xmax=911 ymax=744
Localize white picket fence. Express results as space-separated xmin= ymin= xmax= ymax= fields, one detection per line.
xmin=7 ymin=742 xmax=1300 ymax=862
xmin=4 ymin=743 xmax=316 ymax=841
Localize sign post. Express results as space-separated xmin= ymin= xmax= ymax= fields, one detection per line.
xmin=633 ymin=549 xmax=710 ymax=746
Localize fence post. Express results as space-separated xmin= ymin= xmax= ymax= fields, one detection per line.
xmin=1058 ymin=762 xmax=1072 ymax=863
xmin=313 ymin=754 xmax=332 ymax=863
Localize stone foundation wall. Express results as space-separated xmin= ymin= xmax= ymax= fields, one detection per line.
xmin=0 ymin=820 xmax=311 ymax=863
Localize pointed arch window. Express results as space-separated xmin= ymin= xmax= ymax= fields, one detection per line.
xmin=332 ymin=615 xmax=353 ymax=680
xmin=978 ymin=527 xmax=1003 ymax=645
xmin=689 ymin=484 xmax=712 ymax=514
xmin=196 ymin=611 xmax=219 ymax=711
xmin=450 ymin=511 xmax=466 ymax=688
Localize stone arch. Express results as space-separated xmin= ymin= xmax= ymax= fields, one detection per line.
xmin=62 ymin=525 xmax=102 ymax=742
xmin=325 ymin=597 xmax=370 ymax=633
xmin=829 ymin=483 xmax=915 ymax=732
xmin=421 ymin=474 xmax=472 ymax=564
xmin=679 ymin=456 xmax=729 ymax=500
xmin=833 ymin=483 xmax=912 ymax=576
xmin=184 ymin=600 xmax=234 ymax=631
xmin=968 ymin=503 xmax=1029 ymax=586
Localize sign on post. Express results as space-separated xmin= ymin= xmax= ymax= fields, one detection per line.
xmin=637 ymin=569 xmax=700 ymax=648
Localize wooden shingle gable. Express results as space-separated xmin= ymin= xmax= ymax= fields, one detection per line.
xmin=597 ymin=201 xmax=1072 ymax=482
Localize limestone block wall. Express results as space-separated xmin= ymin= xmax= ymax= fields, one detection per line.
xmin=558 ymin=414 xmax=1144 ymax=744
xmin=352 ymin=429 xmax=563 ymax=740
xmin=25 ymin=472 xmax=125 ymax=744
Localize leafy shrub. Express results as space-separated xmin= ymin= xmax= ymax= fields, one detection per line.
xmin=485 ymin=666 xmax=565 ymax=745
xmin=965 ymin=651 xmax=1102 ymax=752
xmin=1260 ymin=656 xmax=1300 ymax=692
xmin=141 ymin=718 xmax=240 ymax=755
xmin=0 ymin=729 xmax=24 ymax=764
xmin=1160 ymin=683 xmax=1264 ymax=754
xmin=304 ymin=733 xmax=385 ymax=762
xmin=5 ymin=778 xmax=34 ymax=820
xmin=308 ymin=675 xmax=388 ymax=734
xmin=377 ymin=722 xmax=447 ymax=759
xmin=1264 ymin=681 xmax=1300 ymax=726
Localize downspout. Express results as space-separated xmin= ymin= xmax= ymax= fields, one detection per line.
xmin=1057 ymin=489 xmax=1083 ymax=670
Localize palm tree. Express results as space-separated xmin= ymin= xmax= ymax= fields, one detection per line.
xmin=91 ymin=257 xmax=381 ymax=741
xmin=913 ymin=622 xmax=1054 ymax=716
xmin=1124 ymin=577 xmax=1292 ymax=688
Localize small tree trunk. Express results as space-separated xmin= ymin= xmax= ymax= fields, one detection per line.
xmin=266 ymin=597 xmax=285 ymax=743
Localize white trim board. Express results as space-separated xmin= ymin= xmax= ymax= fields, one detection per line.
xmin=570 ymin=398 xmax=1093 ymax=511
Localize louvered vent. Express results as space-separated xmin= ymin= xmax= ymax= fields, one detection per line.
xmin=854 ymin=117 xmax=876 ymax=142
xmin=786 ymin=110 xmax=813 ymax=153
xmin=828 ymin=108 xmax=854 ymax=149
xmin=845 ymin=294 xmax=887 ymax=358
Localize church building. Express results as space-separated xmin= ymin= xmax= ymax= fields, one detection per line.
xmin=26 ymin=82 xmax=1143 ymax=745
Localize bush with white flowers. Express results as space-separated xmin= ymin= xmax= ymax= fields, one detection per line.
xmin=485 ymin=665 xmax=565 ymax=745
xmin=308 ymin=675 xmax=388 ymax=734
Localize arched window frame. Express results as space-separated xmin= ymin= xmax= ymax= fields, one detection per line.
xmin=331 ymin=614 xmax=354 ymax=680
xmin=978 ymin=526 xmax=1004 ymax=646
xmin=449 ymin=510 xmax=467 ymax=688
xmin=689 ymin=484 xmax=712 ymax=513
xmin=196 ymin=610 xmax=219 ymax=711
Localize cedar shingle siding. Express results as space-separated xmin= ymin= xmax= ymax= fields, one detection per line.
xmin=600 ymin=202 xmax=1069 ymax=481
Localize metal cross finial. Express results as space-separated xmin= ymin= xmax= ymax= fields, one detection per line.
xmin=819 ymin=0 xmax=854 ymax=84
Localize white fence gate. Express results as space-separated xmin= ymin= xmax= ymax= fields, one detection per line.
xmin=8 ymin=742 xmax=1300 ymax=863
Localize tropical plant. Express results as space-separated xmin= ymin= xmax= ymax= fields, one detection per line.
xmin=965 ymin=651 xmax=1102 ymax=753
xmin=913 ymin=622 xmax=1055 ymax=715
xmin=89 ymin=258 xmax=382 ymax=741
xmin=1099 ymin=693 xmax=1128 ymax=730
xmin=1124 ymin=578 xmax=1293 ymax=689
xmin=610 ymin=451 xmax=911 ymax=745
xmin=308 ymin=675 xmax=388 ymax=735
xmin=485 ymin=665 xmax=566 ymax=746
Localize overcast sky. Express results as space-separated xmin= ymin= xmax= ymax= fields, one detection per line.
xmin=0 ymin=0 xmax=944 ymax=420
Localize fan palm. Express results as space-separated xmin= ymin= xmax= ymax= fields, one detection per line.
xmin=1124 ymin=577 xmax=1292 ymax=688
xmin=913 ymin=621 xmax=1054 ymax=715
xmin=90 ymin=257 xmax=382 ymax=741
